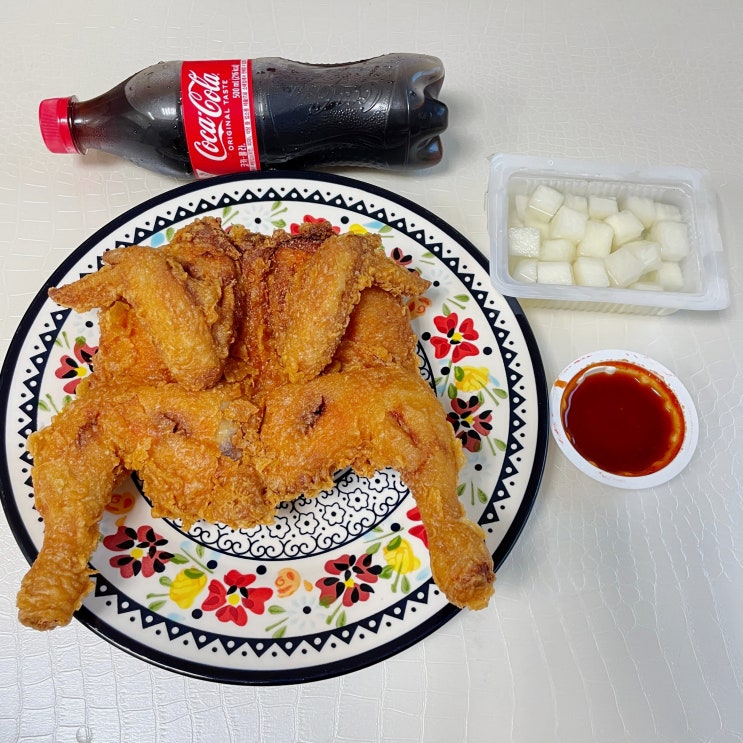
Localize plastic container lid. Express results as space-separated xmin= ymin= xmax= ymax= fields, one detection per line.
xmin=38 ymin=97 xmax=79 ymax=154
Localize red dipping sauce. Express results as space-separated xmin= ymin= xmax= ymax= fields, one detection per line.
xmin=559 ymin=361 xmax=685 ymax=477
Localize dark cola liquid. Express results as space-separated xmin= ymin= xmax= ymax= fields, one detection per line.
xmin=70 ymin=64 xmax=193 ymax=178
xmin=251 ymin=55 xmax=447 ymax=169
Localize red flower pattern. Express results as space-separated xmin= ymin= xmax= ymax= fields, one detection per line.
xmin=290 ymin=214 xmax=340 ymax=235
xmin=406 ymin=506 xmax=428 ymax=548
xmin=54 ymin=337 xmax=97 ymax=394
xmin=201 ymin=569 xmax=273 ymax=626
xmin=430 ymin=313 xmax=479 ymax=363
xmin=446 ymin=395 xmax=493 ymax=452
xmin=102 ymin=524 xmax=173 ymax=579
xmin=389 ymin=246 xmax=414 ymax=268
xmin=316 ymin=553 xmax=383 ymax=607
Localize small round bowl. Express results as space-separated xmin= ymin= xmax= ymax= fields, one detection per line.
xmin=550 ymin=349 xmax=699 ymax=489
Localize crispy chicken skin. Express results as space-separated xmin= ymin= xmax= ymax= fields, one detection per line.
xmin=226 ymin=222 xmax=429 ymax=390
xmin=49 ymin=217 xmax=240 ymax=390
xmin=17 ymin=218 xmax=495 ymax=630
xmin=257 ymin=367 xmax=494 ymax=610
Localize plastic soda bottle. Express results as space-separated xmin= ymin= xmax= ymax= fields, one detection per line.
xmin=38 ymin=54 xmax=448 ymax=179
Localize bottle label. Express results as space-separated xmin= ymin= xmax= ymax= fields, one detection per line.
xmin=181 ymin=60 xmax=260 ymax=178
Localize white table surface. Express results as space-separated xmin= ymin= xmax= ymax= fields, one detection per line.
xmin=1 ymin=1 xmax=742 ymax=741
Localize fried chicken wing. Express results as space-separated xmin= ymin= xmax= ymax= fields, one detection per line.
xmin=278 ymin=232 xmax=429 ymax=383
xmin=227 ymin=222 xmax=429 ymax=388
xmin=50 ymin=217 xmax=239 ymax=389
xmin=17 ymin=217 xmax=496 ymax=631
xmin=331 ymin=287 xmax=421 ymax=373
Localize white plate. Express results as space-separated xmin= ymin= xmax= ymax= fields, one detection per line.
xmin=0 ymin=171 xmax=548 ymax=684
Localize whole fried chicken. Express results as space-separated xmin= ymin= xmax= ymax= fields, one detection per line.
xmin=17 ymin=217 xmax=495 ymax=631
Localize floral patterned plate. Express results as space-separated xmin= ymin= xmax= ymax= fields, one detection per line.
xmin=0 ymin=171 xmax=548 ymax=684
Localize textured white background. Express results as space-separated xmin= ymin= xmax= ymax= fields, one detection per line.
xmin=1 ymin=1 xmax=742 ymax=741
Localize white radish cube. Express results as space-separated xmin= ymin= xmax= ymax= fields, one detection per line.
xmin=573 ymin=256 xmax=610 ymax=287
xmin=524 ymin=212 xmax=551 ymax=240
xmin=537 ymin=261 xmax=574 ymax=285
xmin=511 ymin=258 xmax=538 ymax=283
xmin=654 ymin=202 xmax=683 ymax=222
xmin=549 ymin=205 xmax=588 ymax=242
xmin=621 ymin=195 xmax=657 ymax=228
xmin=625 ymin=240 xmax=662 ymax=273
xmin=577 ymin=220 xmax=614 ymax=258
xmin=526 ymin=184 xmax=565 ymax=221
xmin=630 ymin=281 xmax=663 ymax=291
xmin=588 ymin=195 xmax=619 ymax=220
xmin=513 ymin=194 xmax=529 ymax=222
xmin=564 ymin=193 xmax=588 ymax=213
xmin=540 ymin=238 xmax=576 ymax=262
xmin=605 ymin=209 xmax=645 ymax=247
xmin=508 ymin=227 xmax=541 ymax=258
xmin=508 ymin=209 xmax=524 ymax=228
xmin=654 ymin=261 xmax=685 ymax=291
xmin=650 ymin=220 xmax=690 ymax=261
xmin=605 ymin=244 xmax=646 ymax=287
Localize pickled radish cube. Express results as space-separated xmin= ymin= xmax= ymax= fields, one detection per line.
xmin=654 ymin=261 xmax=685 ymax=291
xmin=588 ymin=195 xmax=619 ymax=220
xmin=564 ymin=193 xmax=588 ymax=213
xmin=526 ymin=184 xmax=564 ymax=221
xmin=577 ymin=220 xmax=613 ymax=258
xmin=654 ymin=202 xmax=683 ymax=222
xmin=511 ymin=258 xmax=538 ymax=283
xmin=625 ymin=240 xmax=662 ymax=273
xmin=605 ymin=244 xmax=646 ymax=287
xmin=621 ymin=195 xmax=656 ymax=228
xmin=573 ymin=256 xmax=610 ymax=287
xmin=549 ymin=205 xmax=588 ymax=242
xmin=508 ymin=226 xmax=541 ymax=258
xmin=630 ymin=281 xmax=663 ymax=291
xmin=537 ymin=261 xmax=573 ymax=285
xmin=508 ymin=209 xmax=524 ymax=228
xmin=650 ymin=220 xmax=690 ymax=261
xmin=524 ymin=212 xmax=551 ymax=240
xmin=513 ymin=194 xmax=529 ymax=222
xmin=605 ymin=209 xmax=645 ymax=247
xmin=540 ymin=238 xmax=576 ymax=262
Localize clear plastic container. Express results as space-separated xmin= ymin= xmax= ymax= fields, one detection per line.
xmin=487 ymin=153 xmax=730 ymax=315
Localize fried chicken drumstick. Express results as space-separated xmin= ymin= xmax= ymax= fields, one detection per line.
xmin=17 ymin=217 xmax=495 ymax=630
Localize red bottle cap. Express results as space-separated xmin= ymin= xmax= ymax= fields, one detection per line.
xmin=38 ymin=97 xmax=80 ymax=154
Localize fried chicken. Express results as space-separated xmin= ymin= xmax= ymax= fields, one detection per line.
xmin=226 ymin=222 xmax=429 ymax=389
xmin=17 ymin=217 xmax=495 ymax=631
xmin=50 ymin=217 xmax=240 ymax=389
xmin=257 ymin=366 xmax=493 ymax=610
xmin=19 ymin=380 xmax=263 ymax=630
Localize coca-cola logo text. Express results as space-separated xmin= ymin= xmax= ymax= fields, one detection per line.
xmin=187 ymin=69 xmax=228 ymax=162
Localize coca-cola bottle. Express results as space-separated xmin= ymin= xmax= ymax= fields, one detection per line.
xmin=38 ymin=54 xmax=448 ymax=179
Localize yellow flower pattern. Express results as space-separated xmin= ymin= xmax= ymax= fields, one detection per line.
xmin=383 ymin=538 xmax=420 ymax=575
xmin=453 ymin=366 xmax=490 ymax=392
xmin=169 ymin=568 xmax=208 ymax=609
